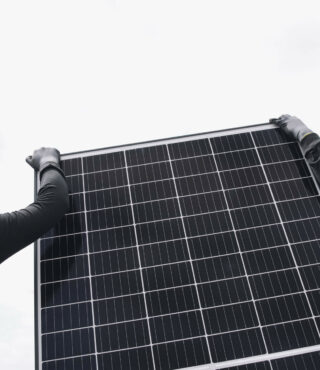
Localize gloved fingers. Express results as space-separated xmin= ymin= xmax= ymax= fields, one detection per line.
xmin=26 ymin=147 xmax=61 ymax=171
xmin=26 ymin=155 xmax=39 ymax=171
xmin=278 ymin=114 xmax=292 ymax=122
xmin=25 ymin=155 xmax=33 ymax=166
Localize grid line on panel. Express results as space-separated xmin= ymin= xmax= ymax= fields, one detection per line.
xmin=123 ymin=151 xmax=157 ymax=370
xmin=39 ymin=215 xmax=320 ymax=243
xmin=67 ymin=172 xmax=311 ymax=197
xmin=41 ymin=344 xmax=320 ymax=368
xmin=79 ymin=157 xmax=304 ymax=186
xmin=39 ymin=241 xmax=291 ymax=263
xmin=40 ymin=226 xmax=295 ymax=257
xmin=54 ymin=209 xmax=320 ymax=236
xmin=40 ymin=285 xmax=320 ymax=312
xmin=64 ymin=193 xmax=320 ymax=218
xmin=41 ymin=314 xmax=320 ymax=338
xmin=207 ymin=138 xmax=270 ymax=359
xmin=250 ymin=132 xmax=320 ymax=339
xmin=39 ymin=262 xmax=320 ymax=287
xmin=166 ymin=144 xmax=215 ymax=367
xmin=80 ymin=157 xmax=100 ymax=370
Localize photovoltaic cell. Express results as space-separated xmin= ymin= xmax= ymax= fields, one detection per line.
xmin=36 ymin=125 xmax=320 ymax=369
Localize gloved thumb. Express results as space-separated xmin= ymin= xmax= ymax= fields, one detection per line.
xmin=25 ymin=155 xmax=33 ymax=167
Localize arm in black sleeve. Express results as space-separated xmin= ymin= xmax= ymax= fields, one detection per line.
xmin=0 ymin=167 xmax=69 ymax=264
xmin=300 ymin=133 xmax=320 ymax=185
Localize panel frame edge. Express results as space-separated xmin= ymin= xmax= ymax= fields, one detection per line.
xmin=34 ymin=170 xmax=40 ymax=370
xmin=35 ymin=120 xmax=320 ymax=370
xmin=60 ymin=122 xmax=272 ymax=160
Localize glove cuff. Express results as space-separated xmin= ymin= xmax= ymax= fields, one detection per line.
xmin=39 ymin=162 xmax=66 ymax=179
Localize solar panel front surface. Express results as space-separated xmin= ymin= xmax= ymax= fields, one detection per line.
xmin=35 ymin=124 xmax=320 ymax=370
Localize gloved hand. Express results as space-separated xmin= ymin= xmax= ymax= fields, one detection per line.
xmin=26 ymin=147 xmax=63 ymax=175
xmin=270 ymin=114 xmax=312 ymax=142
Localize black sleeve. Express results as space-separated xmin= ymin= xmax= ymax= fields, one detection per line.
xmin=300 ymin=133 xmax=320 ymax=185
xmin=0 ymin=167 xmax=69 ymax=264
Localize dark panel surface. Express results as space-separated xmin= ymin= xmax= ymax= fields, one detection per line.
xmin=37 ymin=126 xmax=320 ymax=370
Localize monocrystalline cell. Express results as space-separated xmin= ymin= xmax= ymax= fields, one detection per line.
xmin=126 ymin=145 xmax=168 ymax=166
xmin=128 ymin=161 xmax=172 ymax=183
xmin=84 ymin=168 xmax=128 ymax=191
xmin=41 ymin=254 xmax=89 ymax=283
xmin=284 ymin=217 xmax=320 ymax=243
xmin=175 ymin=172 xmax=221 ymax=195
xmin=193 ymin=254 xmax=245 ymax=282
xmin=220 ymin=166 xmax=266 ymax=189
xmin=230 ymin=203 xmax=279 ymax=229
xmin=83 ymin=152 xmax=125 ymax=173
xmin=87 ymin=226 xmax=136 ymax=252
xmin=236 ymin=224 xmax=287 ymax=251
xmin=272 ymin=351 xmax=320 ymax=370
xmin=61 ymin=158 xmax=82 ymax=176
xmin=242 ymin=246 xmax=295 ymax=275
xmin=263 ymin=319 xmax=319 ymax=353
xmin=154 ymin=338 xmax=210 ymax=370
xmin=209 ymin=328 xmax=266 ymax=362
xmin=149 ymin=310 xmax=205 ymax=343
xmin=139 ymin=239 xmax=189 ymax=267
xmin=211 ymin=132 xmax=254 ymax=153
xmin=198 ymin=277 xmax=251 ymax=308
xmin=40 ymin=233 xmax=87 ymax=260
xmin=98 ymin=347 xmax=154 ymax=370
xmin=270 ymin=178 xmax=317 ymax=201
xmin=258 ymin=143 xmax=302 ymax=164
xmin=278 ymin=196 xmax=320 ymax=221
xmin=180 ymin=191 xmax=227 ymax=215
xmin=130 ymin=179 xmax=176 ymax=203
xmin=168 ymin=139 xmax=212 ymax=159
xmin=85 ymin=186 xmax=131 ymax=210
xmin=171 ymin=155 xmax=217 ymax=177
xmin=252 ymin=128 xmax=292 ymax=146
xmin=95 ymin=320 xmax=150 ymax=352
xmin=146 ymin=285 xmax=200 ymax=316
xmin=264 ymin=159 xmax=310 ymax=182
xmin=143 ymin=262 xmax=194 ymax=291
xmin=256 ymin=293 xmax=312 ymax=326
xmin=41 ymin=302 xmax=93 ymax=333
xmin=188 ymin=232 xmax=238 ymax=259
xmin=215 ymin=149 xmax=260 ymax=171
xmin=67 ymin=192 xmax=85 ymax=213
xmin=292 ymin=240 xmax=320 ymax=265
xmin=225 ymin=184 xmax=272 ymax=209
xmin=203 ymin=301 xmax=258 ymax=334
xmin=89 ymin=247 xmax=139 ymax=275
xmin=93 ymin=294 xmax=146 ymax=325
xmin=65 ymin=174 xmax=83 ymax=193
xmin=43 ymin=212 xmax=86 ymax=238
xmin=249 ymin=269 xmax=303 ymax=299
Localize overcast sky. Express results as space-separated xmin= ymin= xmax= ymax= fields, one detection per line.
xmin=1 ymin=0 xmax=320 ymax=368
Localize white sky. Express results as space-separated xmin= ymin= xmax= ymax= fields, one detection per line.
xmin=1 ymin=0 xmax=320 ymax=368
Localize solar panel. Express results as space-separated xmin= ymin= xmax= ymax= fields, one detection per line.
xmin=35 ymin=123 xmax=320 ymax=370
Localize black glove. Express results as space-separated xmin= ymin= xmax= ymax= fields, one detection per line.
xmin=26 ymin=147 xmax=64 ymax=177
xmin=270 ymin=114 xmax=313 ymax=142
